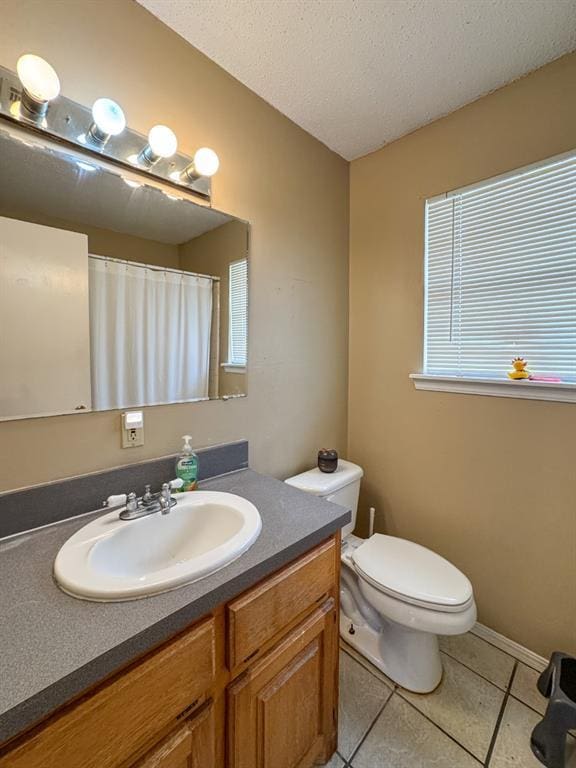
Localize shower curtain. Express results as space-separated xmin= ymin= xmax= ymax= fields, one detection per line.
xmin=89 ymin=257 xmax=213 ymax=411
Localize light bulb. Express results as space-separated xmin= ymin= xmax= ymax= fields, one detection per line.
xmin=193 ymin=147 xmax=219 ymax=177
xmin=179 ymin=147 xmax=220 ymax=183
xmin=138 ymin=124 xmax=178 ymax=166
xmin=16 ymin=54 xmax=60 ymax=117
xmin=88 ymin=98 xmax=126 ymax=145
xmin=148 ymin=124 xmax=178 ymax=158
xmin=148 ymin=125 xmax=177 ymax=158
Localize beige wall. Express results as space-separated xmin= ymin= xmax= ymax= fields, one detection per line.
xmin=349 ymin=53 xmax=576 ymax=657
xmin=0 ymin=0 xmax=349 ymax=491
xmin=0 ymin=207 xmax=181 ymax=268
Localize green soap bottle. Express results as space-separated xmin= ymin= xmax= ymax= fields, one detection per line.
xmin=175 ymin=435 xmax=198 ymax=492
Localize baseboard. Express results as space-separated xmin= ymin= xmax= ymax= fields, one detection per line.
xmin=471 ymin=622 xmax=548 ymax=672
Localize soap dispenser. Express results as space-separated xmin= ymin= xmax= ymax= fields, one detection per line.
xmin=175 ymin=435 xmax=198 ymax=492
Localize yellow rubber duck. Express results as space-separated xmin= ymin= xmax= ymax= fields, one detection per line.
xmin=508 ymin=357 xmax=530 ymax=380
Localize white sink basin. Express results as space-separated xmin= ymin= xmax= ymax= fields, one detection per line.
xmin=54 ymin=491 xmax=262 ymax=601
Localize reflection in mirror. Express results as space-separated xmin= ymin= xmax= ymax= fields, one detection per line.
xmin=0 ymin=123 xmax=248 ymax=421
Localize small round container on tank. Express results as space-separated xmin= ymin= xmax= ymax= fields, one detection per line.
xmin=318 ymin=449 xmax=338 ymax=473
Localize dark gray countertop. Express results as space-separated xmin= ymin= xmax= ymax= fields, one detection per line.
xmin=0 ymin=469 xmax=350 ymax=746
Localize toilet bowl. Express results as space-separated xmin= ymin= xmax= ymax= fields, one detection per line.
xmin=285 ymin=461 xmax=477 ymax=693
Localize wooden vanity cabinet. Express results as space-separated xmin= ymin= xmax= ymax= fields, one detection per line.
xmin=130 ymin=701 xmax=215 ymax=768
xmin=0 ymin=534 xmax=340 ymax=768
xmin=0 ymin=618 xmax=216 ymax=768
xmin=227 ymin=599 xmax=337 ymax=768
xmin=227 ymin=537 xmax=337 ymax=673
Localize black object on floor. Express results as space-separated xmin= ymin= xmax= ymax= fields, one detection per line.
xmin=531 ymin=652 xmax=576 ymax=767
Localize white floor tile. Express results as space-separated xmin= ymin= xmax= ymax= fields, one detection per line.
xmin=399 ymin=652 xmax=504 ymax=762
xmin=340 ymin=639 xmax=397 ymax=689
xmin=325 ymin=751 xmax=346 ymax=767
xmin=352 ymin=693 xmax=481 ymax=768
xmin=510 ymin=663 xmax=547 ymax=715
xmin=439 ymin=633 xmax=515 ymax=690
xmin=338 ymin=650 xmax=393 ymax=761
xmin=489 ymin=696 xmax=576 ymax=768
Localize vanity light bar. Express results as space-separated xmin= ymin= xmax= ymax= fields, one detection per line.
xmin=3 ymin=55 xmax=219 ymax=200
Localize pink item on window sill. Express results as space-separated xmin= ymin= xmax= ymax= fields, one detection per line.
xmin=528 ymin=375 xmax=563 ymax=383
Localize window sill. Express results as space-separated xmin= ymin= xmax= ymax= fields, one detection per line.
xmin=221 ymin=363 xmax=246 ymax=374
xmin=410 ymin=374 xmax=576 ymax=403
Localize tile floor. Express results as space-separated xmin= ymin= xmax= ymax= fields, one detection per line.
xmin=332 ymin=632 xmax=576 ymax=767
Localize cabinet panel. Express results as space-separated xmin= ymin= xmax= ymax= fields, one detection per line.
xmin=131 ymin=701 xmax=215 ymax=768
xmin=227 ymin=538 xmax=336 ymax=670
xmin=0 ymin=216 xmax=92 ymax=420
xmin=227 ymin=599 xmax=337 ymax=768
xmin=189 ymin=700 xmax=216 ymax=768
xmin=0 ymin=618 xmax=215 ymax=768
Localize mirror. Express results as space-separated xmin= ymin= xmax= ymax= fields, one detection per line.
xmin=0 ymin=123 xmax=248 ymax=421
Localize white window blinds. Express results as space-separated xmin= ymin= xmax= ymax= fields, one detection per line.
xmin=424 ymin=151 xmax=576 ymax=382
xmin=228 ymin=258 xmax=248 ymax=366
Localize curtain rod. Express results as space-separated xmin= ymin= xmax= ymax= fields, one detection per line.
xmin=89 ymin=253 xmax=220 ymax=282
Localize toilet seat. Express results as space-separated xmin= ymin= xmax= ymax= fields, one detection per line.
xmin=352 ymin=534 xmax=474 ymax=613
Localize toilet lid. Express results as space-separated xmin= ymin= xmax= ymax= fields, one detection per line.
xmin=352 ymin=534 xmax=473 ymax=610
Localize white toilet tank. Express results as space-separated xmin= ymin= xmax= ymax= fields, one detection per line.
xmin=285 ymin=459 xmax=363 ymax=538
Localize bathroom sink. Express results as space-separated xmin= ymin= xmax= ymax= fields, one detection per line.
xmin=54 ymin=491 xmax=262 ymax=601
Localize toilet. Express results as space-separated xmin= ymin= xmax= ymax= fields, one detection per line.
xmin=285 ymin=460 xmax=476 ymax=693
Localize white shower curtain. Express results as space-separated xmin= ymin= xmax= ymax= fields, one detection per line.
xmin=89 ymin=257 xmax=213 ymax=411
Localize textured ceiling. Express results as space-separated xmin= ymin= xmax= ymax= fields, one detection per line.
xmin=137 ymin=0 xmax=576 ymax=160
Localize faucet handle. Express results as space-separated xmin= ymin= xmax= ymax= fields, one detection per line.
xmin=103 ymin=493 xmax=127 ymax=509
xmin=126 ymin=492 xmax=138 ymax=513
xmin=158 ymin=482 xmax=174 ymax=515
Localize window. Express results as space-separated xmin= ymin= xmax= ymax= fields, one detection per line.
xmin=414 ymin=151 xmax=576 ymax=402
xmin=227 ymin=258 xmax=248 ymax=369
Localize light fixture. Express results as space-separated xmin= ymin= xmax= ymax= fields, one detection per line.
xmin=2 ymin=57 xmax=216 ymax=200
xmin=16 ymin=54 xmax=60 ymax=118
xmin=137 ymin=124 xmax=178 ymax=167
xmin=87 ymin=98 xmax=126 ymax=146
xmin=180 ymin=147 xmax=220 ymax=182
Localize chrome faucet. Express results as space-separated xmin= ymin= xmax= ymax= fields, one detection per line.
xmin=103 ymin=483 xmax=177 ymax=520
xmin=158 ymin=483 xmax=173 ymax=515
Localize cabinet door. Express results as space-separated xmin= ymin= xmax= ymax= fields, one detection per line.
xmin=227 ymin=538 xmax=336 ymax=672
xmin=0 ymin=216 xmax=92 ymax=419
xmin=132 ymin=701 xmax=215 ymax=768
xmin=227 ymin=599 xmax=337 ymax=768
